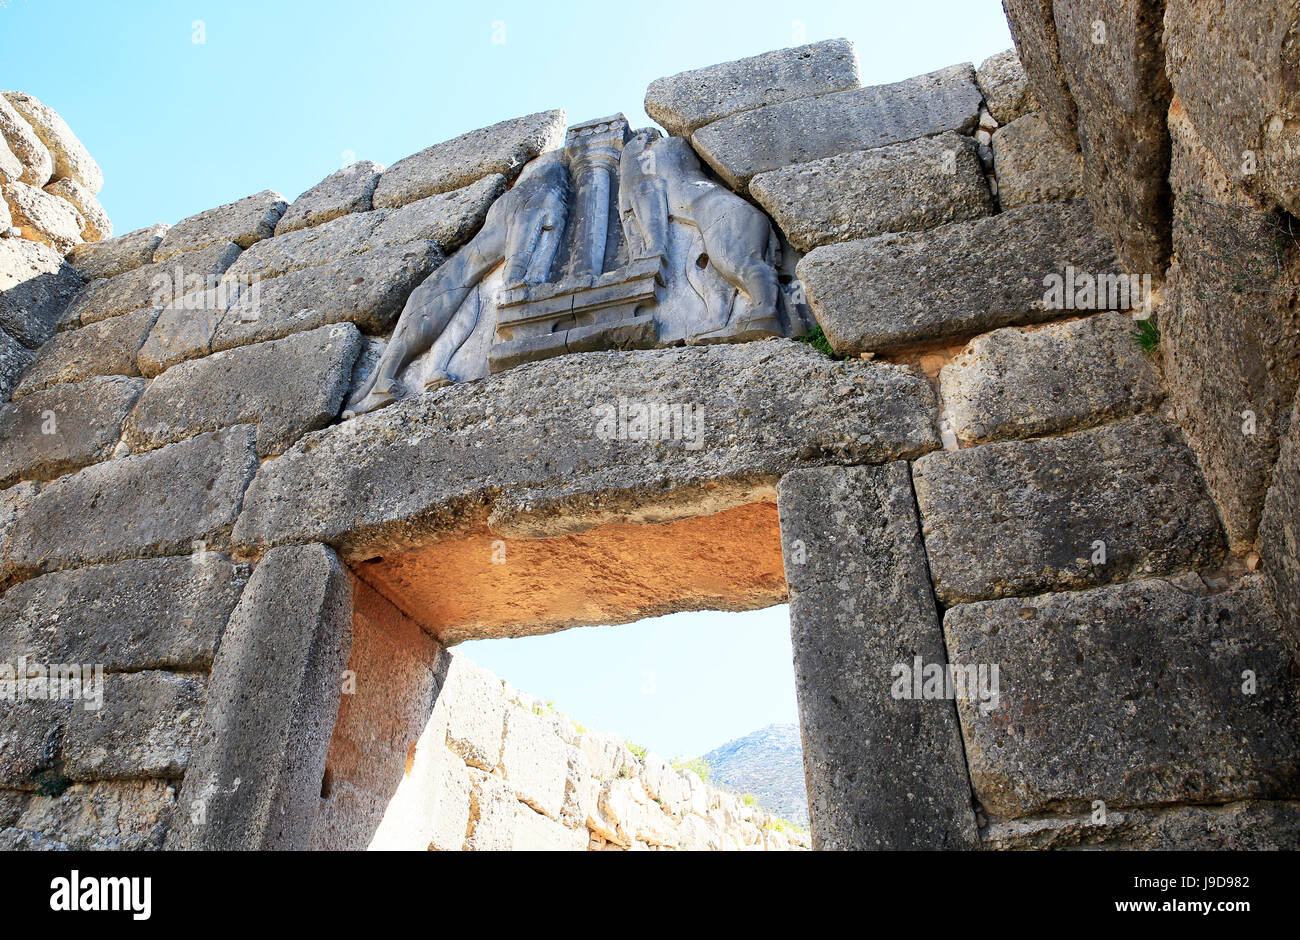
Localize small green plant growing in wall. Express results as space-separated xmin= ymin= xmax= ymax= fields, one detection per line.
xmin=797 ymin=325 xmax=843 ymax=360
xmin=1131 ymin=316 xmax=1160 ymax=354
xmin=742 ymin=793 xmax=757 ymax=807
xmin=671 ymin=756 xmax=712 ymax=782
xmin=35 ymin=772 xmax=72 ymax=798
xmin=626 ymin=742 xmax=648 ymax=761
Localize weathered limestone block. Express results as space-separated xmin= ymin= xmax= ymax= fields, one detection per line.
xmin=1050 ymin=0 xmax=1172 ymax=275
xmin=0 ymin=482 xmax=38 ymax=573
xmin=436 ymin=652 xmax=506 ymax=771
xmin=0 ymin=554 xmax=246 ymax=672
xmin=0 ymin=237 xmax=84 ymax=349
xmin=154 ymin=190 xmax=287 ymax=261
xmin=43 ymin=178 xmax=110 ymax=242
xmin=9 ymin=780 xmax=175 ymax=851
xmin=276 ymin=160 xmax=384 ymax=235
xmin=913 ymin=416 xmax=1225 ymax=605
xmin=63 ymin=671 xmax=207 ymax=780
xmin=976 ymin=49 xmax=1038 ymax=125
xmin=992 ymin=111 xmax=1083 ymax=208
xmin=691 ymin=65 xmax=983 ymax=191
xmin=124 ymin=323 xmax=361 ymax=457
xmin=0 ymin=698 xmax=68 ymax=787
xmin=1161 ymin=103 xmax=1300 ymax=550
xmin=418 ymin=746 xmax=472 ymax=851
xmin=644 ymin=39 xmax=861 ymax=138
xmin=2 ymin=181 xmax=84 ymax=253
xmin=798 ymin=201 xmax=1119 ymax=354
xmin=224 ymin=176 xmax=499 ymax=283
xmin=373 ymin=109 xmax=566 ymax=209
xmin=64 ymin=240 xmax=241 ymax=328
xmin=1260 ymin=393 xmax=1300 ymax=656
xmin=777 ymin=463 xmax=978 ymax=849
xmin=0 ymin=330 xmax=32 ymax=402
xmin=0 ymin=375 xmax=143 ymax=485
xmin=560 ymin=745 xmax=598 ymax=829
xmin=500 ymin=707 xmax=569 ymax=820
xmin=946 ymin=576 xmax=1300 ymax=817
xmin=1 ymin=92 xmax=102 ymax=194
xmin=579 ymin=731 xmax=639 ymax=782
xmin=233 ymin=342 xmax=940 ymax=556
xmin=1165 ymin=0 xmax=1300 ymax=216
xmin=749 ymin=132 xmax=993 ymax=251
xmin=1001 ymin=0 xmax=1078 ymax=145
xmin=168 ymin=544 xmax=353 ymax=851
xmin=939 ymin=311 xmax=1162 ymax=444
xmin=0 ymin=136 xmax=22 ymax=184
xmin=464 ymin=767 xmax=516 ymax=850
xmin=12 ymin=306 xmax=158 ymax=397
xmin=4 ymin=425 xmax=258 ymax=579
xmin=0 ymin=95 xmax=52 ymax=187
xmin=66 ymin=223 xmax=169 ymax=280
xmin=208 ymin=242 xmax=442 ymax=355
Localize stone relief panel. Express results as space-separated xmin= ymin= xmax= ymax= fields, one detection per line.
xmin=346 ymin=113 xmax=811 ymax=417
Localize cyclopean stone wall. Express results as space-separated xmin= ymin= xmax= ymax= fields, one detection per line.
xmin=0 ymin=17 xmax=1297 ymax=851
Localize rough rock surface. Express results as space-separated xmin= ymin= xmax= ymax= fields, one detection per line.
xmin=992 ymin=111 xmax=1083 ymax=208
xmin=976 ymin=49 xmax=1038 ymax=124
xmin=644 ymin=39 xmax=861 ymax=138
xmin=4 ymin=780 xmax=177 ymax=851
xmin=0 ymin=332 xmax=33 ymax=402
xmin=233 ymin=341 xmax=940 ymax=556
xmin=276 ymin=160 xmax=384 ymax=235
xmin=0 ymin=95 xmax=52 ymax=187
xmin=3 ymin=181 xmax=84 ymax=253
xmin=373 ymin=110 xmax=566 ymax=209
xmin=153 ymin=190 xmax=287 ymax=261
xmin=939 ymin=312 xmax=1162 ymax=444
xmin=0 ymin=135 xmax=23 ymax=184
xmin=124 ymin=323 xmax=362 ymax=457
xmin=1260 ymin=392 xmax=1300 ymax=656
xmin=798 ymin=201 xmax=1119 ymax=354
xmin=1 ymin=92 xmax=102 ymax=193
xmin=691 ymin=65 xmax=983 ymax=191
xmin=778 ymin=463 xmax=978 ymax=849
xmin=913 ymin=416 xmax=1225 ymax=605
xmin=0 ymin=237 xmax=84 ymax=349
xmin=946 ymin=576 xmax=1300 ymax=817
xmin=1161 ymin=104 xmax=1300 ymax=549
xmin=43 ymin=178 xmax=110 ymax=242
xmin=0 ymin=375 xmax=144 ymax=485
xmin=1051 ymin=0 xmax=1172 ymax=275
xmin=13 ymin=306 xmax=159 ymax=397
xmin=169 ymin=543 xmax=353 ymax=850
xmin=4 ymin=425 xmax=258 ymax=579
xmin=66 ymin=223 xmax=169 ymax=280
xmin=750 ymin=132 xmax=993 ymax=251
xmin=1165 ymin=0 xmax=1300 ymax=216
xmin=1001 ymin=0 xmax=1078 ymax=145
xmin=0 ymin=554 xmax=247 ymax=671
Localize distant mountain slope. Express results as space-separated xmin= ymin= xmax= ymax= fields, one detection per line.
xmin=702 ymin=723 xmax=809 ymax=827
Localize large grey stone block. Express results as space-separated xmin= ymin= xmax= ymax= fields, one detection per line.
xmin=992 ymin=111 xmax=1083 ymax=209
xmin=373 ymin=110 xmax=565 ymax=209
xmin=63 ymin=671 xmax=208 ymax=780
xmin=66 ymin=223 xmax=169 ymax=280
xmin=691 ymin=64 xmax=983 ymax=191
xmin=437 ymin=652 xmax=506 ymax=772
xmin=124 ymin=323 xmax=361 ymax=457
xmin=913 ymin=415 xmax=1225 ymax=605
xmin=2 ymin=181 xmax=83 ymax=254
xmin=4 ymin=424 xmax=258 ymax=579
xmin=946 ymin=576 xmax=1300 ymax=817
xmin=232 ymin=341 xmax=940 ymax=556
xmin=0 ymin=94 xmax=52 ymax=187
xmin=276 ymin=160 xmax=384 ymax=235
xmin=154 ymin=190 xmax=287 ymax=261
xmin=1260 ymin=393 xmax=1300 ymax=658
xmin=976 ymin=49 xmax=1037 ymax=125
xmin=1 ymin=91 xmax=102 ymax=194
xmin=1161 ymin=107 xmax=1300 ymax=551
xmin=798 ymin=201 xmax=1120 ymax=354
xmin=777 ymin=463 xmax=978 ymax=849
xmin=749 ymin=132 xmax=993 ymax=252
xmin=0 ymin=374 xmax=143 ymax=485
xmin=499 ymin=707 xmax=568 ymax=820
xmin=7 ymin=779 xmax=176 ymax=851
xmin=0 ymin=554 xmax=247 ymax=672
xmin=1001 ymin=0 xmax=1078 ymax=145
xmin=168 ymin=543 xmax=353 ymax=850
xmin=12 ymin=306 xmax=158 ymax=397
xmin=1166 ymin=0 xmax=1300 ymax=217
xmin=0 ymin=329 xmax=32 ymax=402
xmin=939 ymin=311 xmax=1162 ymax=445
xmin=63 ymin=240 xmax=241 ymax=328
xmin=0 ymin=237 xmax=84 ymax=348
xmin=1051 ymin=0 xmax=1172 ymax=275
xmin=644 ymin=39 xmax=861 ymax=138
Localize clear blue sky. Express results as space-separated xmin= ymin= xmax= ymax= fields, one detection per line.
xmin=2 ymin=0 xmax=1013 ymax=757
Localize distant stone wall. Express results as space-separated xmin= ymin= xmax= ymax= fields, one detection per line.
xmin=0 ymin=14 xmax=1297 ymax=852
